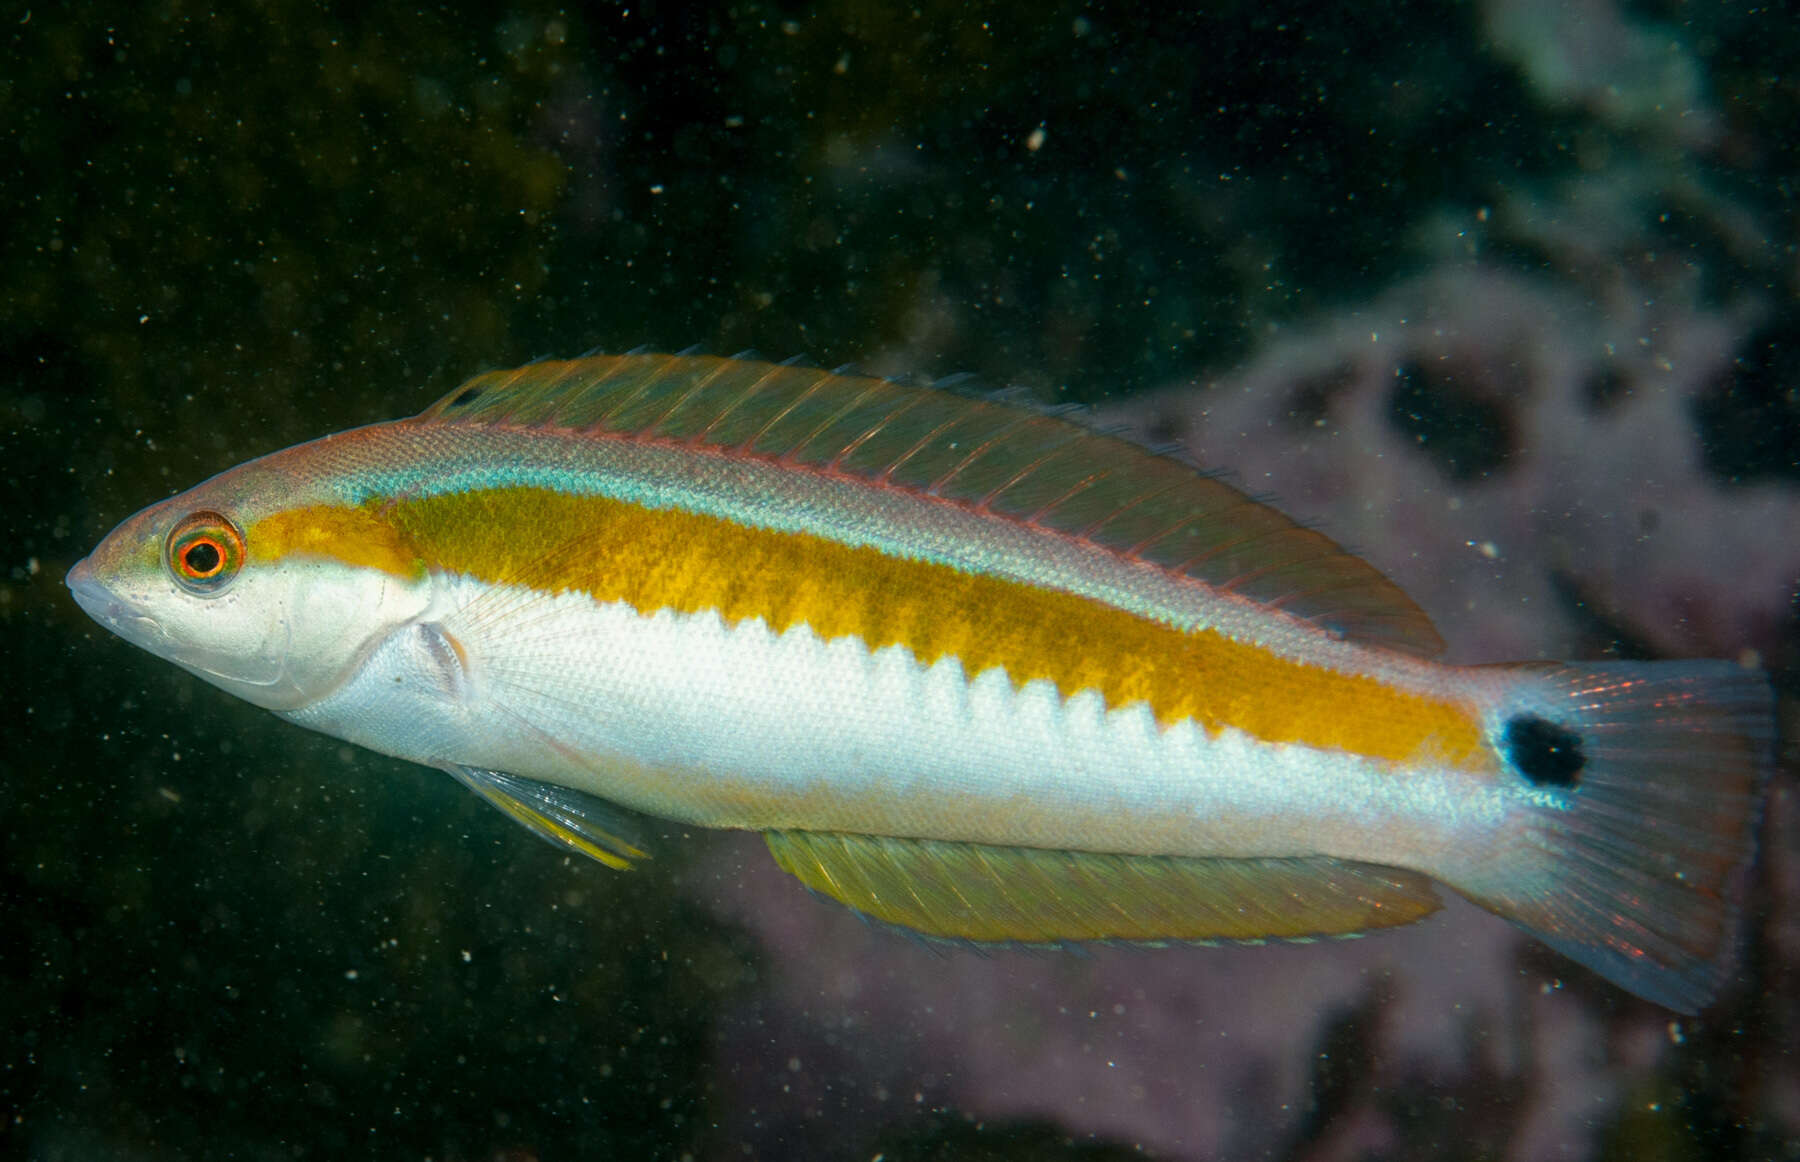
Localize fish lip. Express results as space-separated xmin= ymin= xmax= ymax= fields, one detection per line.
xmin=65 ymin=554 xmax=95 ymax=600
xmin=67 ymin=555 xmax=124 ymax=624
xmin=67 ymin=556 xmax=165 ymax=640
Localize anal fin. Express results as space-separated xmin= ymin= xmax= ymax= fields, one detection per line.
xmin=765 ymin=831 xmax=1442 ymax=944
xmin=449 ymin=765 xmax=650 ymax=870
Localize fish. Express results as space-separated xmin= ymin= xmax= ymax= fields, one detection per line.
xmin=66 ymin=352 xmax=1772 ymax=1012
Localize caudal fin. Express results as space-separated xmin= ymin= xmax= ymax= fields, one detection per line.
xmin=1456 ymin=661 xmax=1772 ymax=1012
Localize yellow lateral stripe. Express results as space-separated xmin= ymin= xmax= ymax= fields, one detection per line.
xmin=263 ymin=488 xmax=1489 ymax=767
xmin=249 ymin=504 xmax=425 ymax=581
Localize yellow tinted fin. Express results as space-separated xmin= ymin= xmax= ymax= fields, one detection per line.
xmin=448 ymin=765 xmax=649 ymax=870
xmin=765 ymin=831 xmax=1441 ymax=943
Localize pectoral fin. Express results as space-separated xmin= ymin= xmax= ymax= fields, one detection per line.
xmin=449 ymin=765 xmax=650 ymax=869
xmin=765 ymin=830 xmax=1441 ymax=944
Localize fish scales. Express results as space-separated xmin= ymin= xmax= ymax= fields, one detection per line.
xmin=67 ymin=353 xmax=1773 ymax=1012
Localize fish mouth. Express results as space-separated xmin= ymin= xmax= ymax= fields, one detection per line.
xmin=66 ymin=555 xmax=163 ymax=641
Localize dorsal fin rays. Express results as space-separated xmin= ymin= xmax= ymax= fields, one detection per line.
xmin=878 ymin=409 xmax=986 ymax=486
xmin=583 ymin=358 xmax=679 ymax=431
xmin=643 ymin=354 xmax=742 ymax=439
xmin=927 ymin=411 xmax=1045 ymax=497
xmin=965 ymin=428 xmax=1090 ymax=510
xmin=416 ymin=353 xmax=1444 ymax=657
xmin=773 ymin=377 xmax=889 ymax=465
xmin=1020 ymin=467 xmax=1115 ymax=527
xmin=737 ymin=366 xmax=835 ymax=454
xmin=825 ymin=389 xmax=936 ymax=472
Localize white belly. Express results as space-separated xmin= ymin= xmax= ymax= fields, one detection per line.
xmin=283 ymin=575 xmax=1501 ymax=869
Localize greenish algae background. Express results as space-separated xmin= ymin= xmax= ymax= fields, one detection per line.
xmin=3 ymin=2 xmax=1797 ymax=1159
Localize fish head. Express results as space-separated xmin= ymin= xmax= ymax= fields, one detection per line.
xmin=67 ymin=444 xmax=431 ymax=712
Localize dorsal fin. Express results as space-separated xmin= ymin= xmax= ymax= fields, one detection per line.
xmin=418 ymin=353 xmax=1444 ymax=656
xmin=765 ymin=831 xmax=1443 ymax=944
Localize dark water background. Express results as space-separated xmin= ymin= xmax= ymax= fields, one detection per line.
xmin=4 ymin=2 xmax=1798 ymax=1159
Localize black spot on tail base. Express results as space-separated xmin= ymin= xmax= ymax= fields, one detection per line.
xmin=1502 ymin=714 xmax=1586 ymax=788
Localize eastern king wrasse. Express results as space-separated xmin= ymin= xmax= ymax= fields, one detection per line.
xmin=67 ymin=353 xmax=1773 ymax=1012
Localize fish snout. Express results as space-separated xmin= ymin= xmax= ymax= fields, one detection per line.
xmin=67 ymin=553 xmax=162 ymax=644
xmin=66 ymin=555 xmax=114 ymax=623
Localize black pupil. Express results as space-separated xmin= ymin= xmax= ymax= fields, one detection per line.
xmin=184 ymin=540 xmax=223 ymax=575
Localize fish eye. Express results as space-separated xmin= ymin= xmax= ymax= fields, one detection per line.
xmin=167 ymin=510 xmax=246 ymax=594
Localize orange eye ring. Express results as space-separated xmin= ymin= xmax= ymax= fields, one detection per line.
xmin=167 ymin=510 xmax=246 ymax=594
